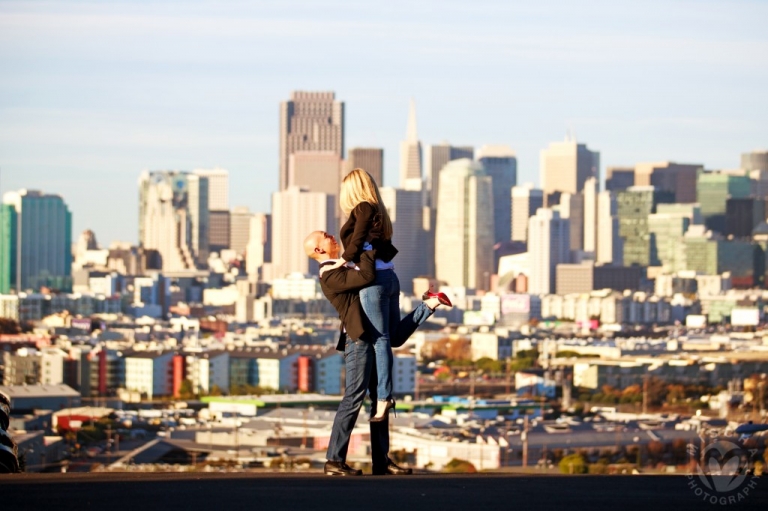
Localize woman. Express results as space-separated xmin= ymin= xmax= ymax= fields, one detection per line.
xmin=338 ymin=168 xmax=451 ymax=422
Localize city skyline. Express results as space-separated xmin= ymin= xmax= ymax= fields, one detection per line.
xmin=1 ymin=0 xmax=766 ymax=243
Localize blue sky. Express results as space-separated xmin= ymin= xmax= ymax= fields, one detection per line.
xmin=1 ymin=0 xmax=766 ymax=244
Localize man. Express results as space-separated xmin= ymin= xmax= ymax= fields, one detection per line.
xmin=304 ymin=230 xmax=439 ymax=476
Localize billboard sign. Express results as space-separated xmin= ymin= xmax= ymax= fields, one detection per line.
xmin=501 ymin=294 xmax=530 ymax=314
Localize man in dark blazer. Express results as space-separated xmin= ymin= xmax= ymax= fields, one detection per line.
xmin=304 ymin=230 xmax=435 ymax=476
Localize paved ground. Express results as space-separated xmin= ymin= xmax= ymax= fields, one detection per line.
xmin=1 ymin=472 xmax=766 ymax=510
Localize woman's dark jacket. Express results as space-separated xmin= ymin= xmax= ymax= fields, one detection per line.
xmin=340 ymin=201 xmax=398 ymax=263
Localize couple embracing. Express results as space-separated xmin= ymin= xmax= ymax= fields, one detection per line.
xmin=304 ymin=168 xmax=452 ymax=476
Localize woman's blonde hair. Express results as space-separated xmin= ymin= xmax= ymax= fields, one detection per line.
xmin=340 ymin=168 xmax=393 ymax=239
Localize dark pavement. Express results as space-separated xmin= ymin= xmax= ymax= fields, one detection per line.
xmin=1 ymin=472 xmax=766 ymax=510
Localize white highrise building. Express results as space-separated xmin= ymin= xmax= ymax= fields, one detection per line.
xmin=527 ymin=208 xmax=570 ymax=294
xmin=583 ymin=177 xmax=598 ymax=253
xmin=193 ymin=168 xmax=229 ymax=210
xmin=511 ymin=184 xmax=544 ymax=242
xmin=139 ymin=171 xmax=209 ymax=271
xmin=246 ymin=213 xmax=271 ymax=282
xmin=399 ymin=99 xmax=423 ymax=190
xmin=271 ymin=187 xmax=334 ymax=278
xmin=435 ymin=159 xmax=494 ymax=290
xmin=379 ymin=188 xmax=427 ymax=294
xmin=230 ymin=206 xmax=254 ymax=256
xmin=596 ymin=191 xmax=623 ymax=264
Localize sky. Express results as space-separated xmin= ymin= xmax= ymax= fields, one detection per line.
xmin=1 ymin=0 xmax=767 ymax=245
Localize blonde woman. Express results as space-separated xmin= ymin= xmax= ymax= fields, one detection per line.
xmin=338 ymin=168 xmax=451 ymax=422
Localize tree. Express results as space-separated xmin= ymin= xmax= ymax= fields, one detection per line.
xmin=559 ymin=453 xmax=587 ymax=474
xmin=179 ymin=379 xmax=195 ymax=399
xmin=209 ymin=385 xmax=223 ymax=396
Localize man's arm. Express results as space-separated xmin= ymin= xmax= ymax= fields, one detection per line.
xmin=321 ymin=250 xmax=376 ymax=293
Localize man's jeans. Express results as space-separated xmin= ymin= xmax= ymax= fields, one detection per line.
xmin=326 ymin=302 xmax=433 ymax=465
xmin=359 ymin=269 xmax=400 ymax=401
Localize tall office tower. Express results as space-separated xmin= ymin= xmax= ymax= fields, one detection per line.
xmin=605 ymin=167 xmax=635 ymax=192
xmin=696 ymin=170 xmax=751 ymax=234
xmin=726 ymin=198 xmax=766 ymax=238
xmin=684 ymin=226 xmax=756 ymax=287
xmin=208 ymin=211 xmax=231 ymax=254
xmin=750 ymin=170 xmax=768 ymax=199
xmin=379 ymin=188 xmax=427 ymax=294
xmin=527 ymin=208 xmax=570 ymax=295
xmin=435 ymin=159 xmax=494 ymax=290
xmin=616 ymin=186 xmax=676 ymax=267
xmin=477 ymin=145 xmax=517 ymax=245
xmin=279 ymin=91 xmax=344 ymax=191
xmin=634 ymin=162 xmax=702 ymax=203
xmin=246 ymin=213 xmax=271 ymax=282
xmin=648 ymin=212 xmax=691 ymax=272
xmin=138 ymin=171 xmax=210 ymax=271
xmin=193 ymin=168 xmax=229 ymax=210
xmin=742 ymin=150 xmax=768 ymax=172
xmin=596 ymin=191 xmax=623 ymax=264
xmin=193 ymin=169 xmax=230 ymax=254
xmin=1 ymin=190 xmax=72 ymax=293
xmin=559 ymin=193 xmax=584 ymax=253
xmin=540 ymin=139 xmax=600 ymax=205
xmin=271 ymin=187 xmax=334 ymax=278
xmin=343 ymin=148 xmax=384 ymax=186
xmin=583 ymin=177 xmax=598 ymax=253
xmin=511 ymin=184 xmax=544 ymax=242
xmin=288 ymin=151 xmax=342 ymax=197
xmin=424 ymin=143 xmax=474 ymax=209
xmin=229 ymin=206 xmax=254 ymax=256
xmin=399 ymin=99 xmax=423 ymax=190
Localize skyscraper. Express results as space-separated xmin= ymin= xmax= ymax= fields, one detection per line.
xmin=605 ymin=167 xmax=635 ymax=192
xmin=379 ymin=188 xmax=427 ymax=294
xmin=540 ymin=139 xmax=600 ymax=205
xmin=279 ymin=91 xmax=344 ymax=191
xmin=399 ymin=99 xmax=423 ymax=190
xmin=696 ymin=170 xmax=751 ymax=233
xmin=527 ymin=208 xmax=570 ymax=295
xmin=1 ymin=190 xmax=72 ymax=293
xmin=343 ymin=148 xmax=384 ymax=186
xmin=617 ymin=186 xmax=674 ymax=267
xmin=288 ymin=151 xmax=342 ymax=198
xmin=246 ymin=213 xmax=271 ymax=282
xmin=477 ymin=145 xmax=517 ymax=245
xmin=742 ymin=150 xmax=768 ymax=172
xmin=510 ymin=184 xmax=544 ymax=242
xmin=634 ymin=162 xmax=701 ymax=203
xmin=583 ymin=177 xmax=598 ymax=253
xmin=559 ymin=192 xmax=584 ymax=253
xmin=435 ymin=159 xmax=494 ymax=290
xmin=230 ymin=206 xmax=254 ymax=256
xmin=139 ymin=171 xmax=209 ymax=271
xmin=271 ymin=187 xmax=334 ymax=278
xmin=424 ymin=143 xmax=474 ymax=209
xmin=193 ymin=168 xmax=229 ymax=210
xmin=193 ymin=169 xmax=230 ymax=254
xmin=596 ymin=191 xmax=623 ymax=264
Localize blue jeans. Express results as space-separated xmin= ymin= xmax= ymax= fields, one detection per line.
xmin=359 ymin=269 xmax=400 ymax=401
xmin=326 ymin=302 xmax=433 ymax=465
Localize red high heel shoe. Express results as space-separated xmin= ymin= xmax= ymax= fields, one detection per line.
xmin=421 ymin=289 xmax=452 ymax=307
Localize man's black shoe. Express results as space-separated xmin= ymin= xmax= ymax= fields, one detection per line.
xmin=372 ymin=460 xmax=413 ymax=476
xmin=324 ymin=460 xmax=362 ymax=476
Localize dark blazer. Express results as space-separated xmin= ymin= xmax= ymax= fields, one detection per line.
xmin=340 ymin=201 xmax=398 ymax=263
xmin=319 ymin=251 xmax=377 ymax=351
